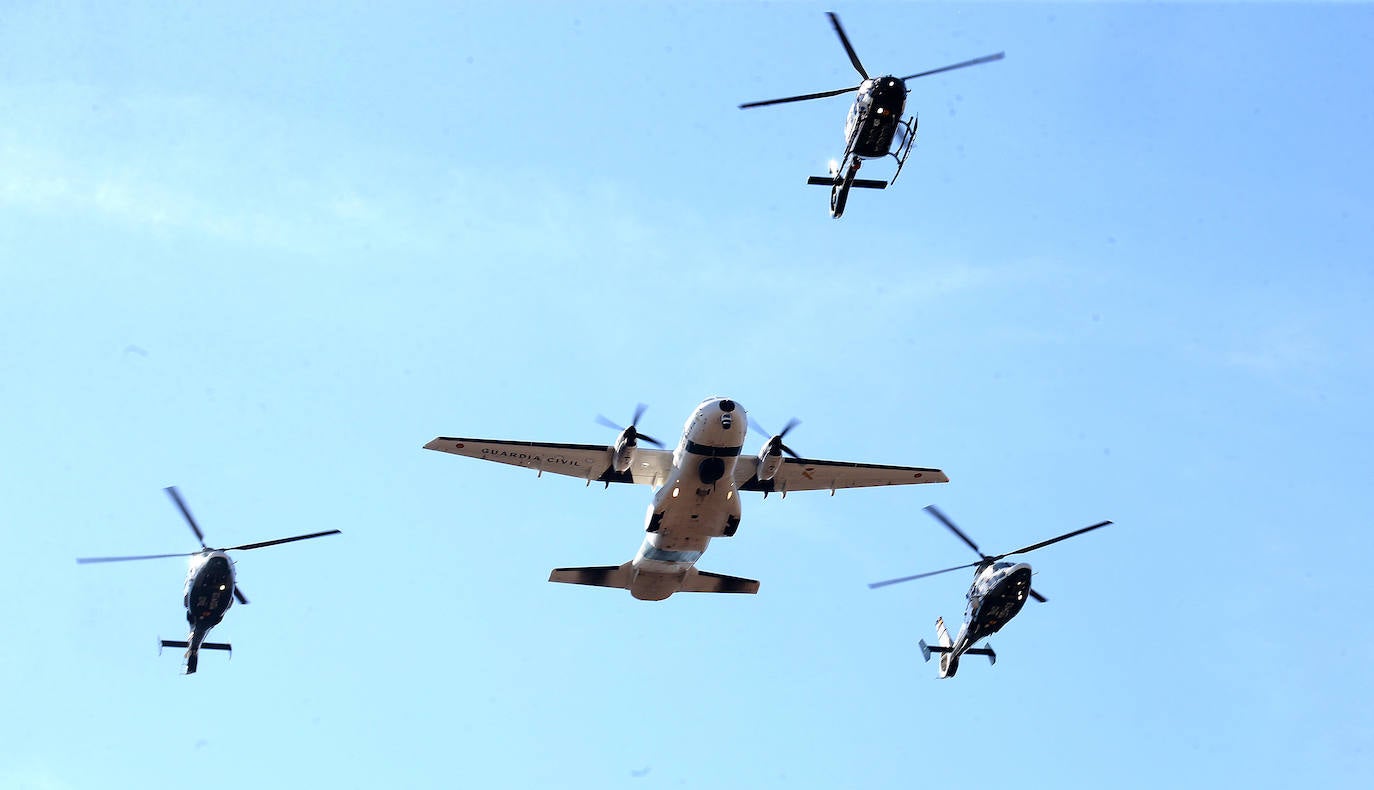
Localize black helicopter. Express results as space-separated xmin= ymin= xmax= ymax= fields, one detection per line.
xmin=869 ymin=505 xmax=1110 ymax=678
xmin=77 ymin=486 xmax=341 ymax=674
xmin=740 ymin=12 xmax=1003 ymax=218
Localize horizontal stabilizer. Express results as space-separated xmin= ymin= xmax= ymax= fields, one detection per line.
xmin=805 ymin=176 xmax=888 ymax=190
xmin=201 ymin=642 xmax=233 ymax=652
xmin=549 ymin=563 xmax=632 ymax=589
xmin=965 ymin=644 xmax=996 ymax=665
xmin=159 ymin=640 xmax=189 ymax=649
xmin=681 ymin=569 xmax=760 ymax=595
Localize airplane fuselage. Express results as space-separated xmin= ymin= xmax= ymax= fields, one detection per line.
xmin=627 ymin=398 xmax=747 ymax=600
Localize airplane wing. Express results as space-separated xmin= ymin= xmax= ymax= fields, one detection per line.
xmin=423 ymin=437 xmax=675 ymax=486
xmin=734 ymin=455 xmax=948 ymax=494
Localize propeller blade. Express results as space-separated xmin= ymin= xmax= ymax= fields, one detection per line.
xmin=233 ymin=586 xmax=249 ymax=605
xmin=223 ymin=529 xmax=342 ymax=552
xmin=923 ymin=505 xmax=983 ymax=557
xmin=77 ymin=551 xmax=199 ymax=564
xmin=1029 ymin=588 xmax=1047 ymax=603
xmin=164 ymin=486 xmax=207 ymax=548
xmin=900 ymin=51 xmax=1005 ymax=83
xmin=749 ymin=417 xmax=802 ymax=457
xmin=868 ymin=561 xmax=981 ymax=589
xmin=828 ymin=12 xmax=869 ymax=80
xmin=739 ymin=85 xmax=860 ymax=109
xmin=598 ymin=404 xmax=658 ymax=445
xmin=993 ymin=521 xmax=1112 ymax=560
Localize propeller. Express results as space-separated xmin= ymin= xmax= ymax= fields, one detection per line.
xmin=829 ymin=11 xmax=869 ymax=80
xmin=596 ymin=403 xmax=663 ymax=448
xmin=221 ymin=530 xmax=343 ymax=552
xmin=165 ymin=486 xmax=207 ymax=549
xmin=78 ymin=485 xmax=343 ymax=575
xmin=77 ymin=530 xmax=342 ymax=565
xmin=868 ymin=507 xmax=1111 ymax=591
xmin=739 ymin=13 xmax=1002 ymax=110
xmin=748 ymin=416 xmax=802 ymax=459
xmin=739 ymin=85 xmax=861 ymax=110
xmin=924 ymin=504 xmax=986 ymax=559
xmin=899 ymin=51 xmax=1005 ymax=83
xmin=78 ymin=551 xmax=200 ymax=564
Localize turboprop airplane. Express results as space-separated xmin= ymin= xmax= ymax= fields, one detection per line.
xmin=424 ymin=398 xmax=948 ymax=601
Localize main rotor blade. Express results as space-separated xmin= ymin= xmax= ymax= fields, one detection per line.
xmin=868 ymin=561 xmax=981 ymax=589
xmin=923 ymin=505 xmax=982 ymax=556
xmin=739 ymin=85 xmax=860 ymax=109
xmin=993 ymin=521 xmax=1112 ymax=560
xmin=900 ymin=51 xmax=1005 ymax=83
xmin=233 ymin=586 xmax=249 ymax=605
xmin=828 ymin=12 xmax=869 ymax=80
xmin=77 ymin=551 xmax=198 ymax=564
xmin=164 ymin=486 xmax=207 ymax=548
xmin=1029 ymin=588 xmax=1047 ymax=603
xmin=223 ymin=529 xmax=342 ymax=552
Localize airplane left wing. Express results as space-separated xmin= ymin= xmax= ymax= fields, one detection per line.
xmin=423 ymin=437 xmax=675 ymax=486
xmin=734 ymin=455 xmax=948 ymax=494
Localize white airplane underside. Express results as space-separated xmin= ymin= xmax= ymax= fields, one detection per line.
xmin=424 ymin=397 xmax=948 ymax=600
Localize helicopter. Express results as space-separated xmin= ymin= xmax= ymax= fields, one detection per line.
xmin=869 ymin=505 xmax=1110 ymax=678
xmin=740 ymin=12 xmax=1003 ymax=218
xmin=77 ymin=486 xmax=341 ymax=674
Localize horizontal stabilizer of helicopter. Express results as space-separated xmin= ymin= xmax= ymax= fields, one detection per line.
xmin=806 ymin=176 xmax=888 ymax=190
xmin=965 ymin=645 xmax=996 ymax=665
xmin=918 ymin=638 xmax=950 ymax=662
xmin=159 ymin=639 xmax=232 ymax=653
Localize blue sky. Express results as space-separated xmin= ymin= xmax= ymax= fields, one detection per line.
xmin=2 ymin=2 xmax=1372 ymax=788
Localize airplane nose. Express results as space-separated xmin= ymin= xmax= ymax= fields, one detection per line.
xmin=719 ymin=399 xmax=736 ymax=413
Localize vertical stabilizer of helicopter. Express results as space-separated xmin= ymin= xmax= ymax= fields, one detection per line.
xmin=934 ymin=616 xmax=957 ymax=678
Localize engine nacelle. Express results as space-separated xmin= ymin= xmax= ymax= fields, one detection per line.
xmin=756 ymin=448 xmax=784 ymax=481
xmin=612 ymin=435 xmax=635 ymax=473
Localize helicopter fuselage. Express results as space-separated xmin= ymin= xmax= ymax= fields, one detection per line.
xmin=173 ymin=550 xmax=236 ymax=673
xmin=184 ymin=551 xmax=236 ymax=628
xmin=844 ymin=77 xmax=908 ymax=160
xmin=941 ymin=561 xmax=1031 ymax=677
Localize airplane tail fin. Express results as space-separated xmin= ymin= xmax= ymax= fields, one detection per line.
xmin=936 ymin=616 xmax=952 ymax=648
